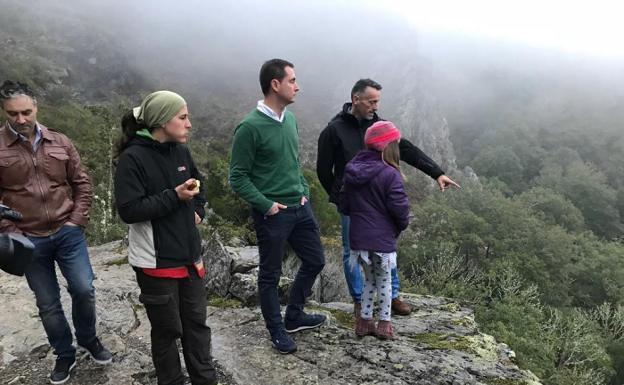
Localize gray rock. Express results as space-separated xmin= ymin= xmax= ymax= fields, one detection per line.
xmin=0 ymin=240 xmax=234 ymax=385
xmin=229 ymin=271 xmax=259 ymax=304
xmin=3 ymin=352 xmax=17 ymax=365
xmin=311 ymin=253 xmax=351 ymax=303
xmin=207 ymin=242 xmax=349 ymax=306
xmin=283 ymin=247 xmax=350 ymax=304
xmin=463 ymin=165 xmax=480 ymax=183
xmin=207 ymin=298 xmax=541 ymax=385
xmin=229 ymin=267 xmax=294 ymax=306
xmin=203 ymin=236 xmax=233 ymax=297
xmin=226 ymin=246 xmax=259 ymax=274
xmin=0 ymin=240 xmax=541 ymax=385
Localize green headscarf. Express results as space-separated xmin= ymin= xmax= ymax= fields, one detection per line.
xmin=133 ymin=90 xmax=186 ymax=129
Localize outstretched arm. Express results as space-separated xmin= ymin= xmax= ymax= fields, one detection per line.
xmin=399 ymin=138 xmax=460 ymax=191
xmin=398 ymin=138 xmax=444 ymax=179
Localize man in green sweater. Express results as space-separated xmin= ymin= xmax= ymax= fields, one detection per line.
xmin=229 ymin=59 xmax=326 ymax=354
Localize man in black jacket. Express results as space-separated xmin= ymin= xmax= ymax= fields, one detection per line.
xmin=317 ymin=78 xmax=460 ymax=316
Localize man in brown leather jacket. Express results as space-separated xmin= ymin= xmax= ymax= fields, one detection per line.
xmin=0 ymin=81 xmax=111 ymax=385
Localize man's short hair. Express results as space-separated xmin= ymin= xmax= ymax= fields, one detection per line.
xmin=259 ymin=59 xmax=294 ymax=96
xmin=0 ymin=80 xmax=37 ymax=105
xmin=351 ymin=79 xmax=382 ymax=98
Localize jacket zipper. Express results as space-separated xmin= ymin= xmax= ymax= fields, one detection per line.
xmin=31 ymin=150 xmax=53 ymax=232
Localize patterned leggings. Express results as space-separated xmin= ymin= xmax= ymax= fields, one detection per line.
xmin=360 ymin=253 xmax=392 ymax=321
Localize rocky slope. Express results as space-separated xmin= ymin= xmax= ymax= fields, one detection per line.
xmin=0 ymin=240 xmax=541 ymax=385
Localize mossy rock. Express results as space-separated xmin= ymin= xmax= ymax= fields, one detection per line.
xmin=309 ymin=305 xmax=355 ymax=329
xmin=451 ymin=316 xmax=474 ymax=327
xmin=208 ymin=296 xmax=243 ymax=309
xmin=104 ymin=256 xmax=128 ymax=266
xmin=410 ymin=332 xmax=500 ymax=361
xmin=439 ymin=302 xmax=461 ymax=312
xmin=483 ymin=378 xmax=535 ymax=385
xmin=410 ymin=332 xmax=473 ymax=352
xmin=113 ymin=241 xmax=127 ymax=254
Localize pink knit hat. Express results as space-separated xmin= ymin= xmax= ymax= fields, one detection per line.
xmin=364 ymin=121 xmax=401 ymax=151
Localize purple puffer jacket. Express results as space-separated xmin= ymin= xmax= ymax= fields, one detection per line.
xmin=339 ymin=149 xmax=409 ymax=252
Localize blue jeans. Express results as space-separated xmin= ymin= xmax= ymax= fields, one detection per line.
xmin=25 ymin=225 xmax=96 ymax=359
xmin=252 ymin=204 xmax=325 ymax=335
xmin=341 ymin=214 xmax=400 ymax=302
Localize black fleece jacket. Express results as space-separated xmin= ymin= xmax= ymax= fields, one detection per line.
xmin=114 ymin=136 xmax=206 ymax=268
xmin=317 ymin=103 xmax=445 ymax=204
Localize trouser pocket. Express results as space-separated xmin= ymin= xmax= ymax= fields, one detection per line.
xmin=139 ymin=293 xmax=182 ymax=334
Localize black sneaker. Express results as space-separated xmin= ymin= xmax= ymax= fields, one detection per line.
xmin=271 ymin=329 xmax=297 ymax=354
xmin=50 ymin=357 xmax=76 ymax=385
xmin=79 ymin=337 xmax=113 ymax=364
xmin=284 ymin=312 xmax=326 ymax=333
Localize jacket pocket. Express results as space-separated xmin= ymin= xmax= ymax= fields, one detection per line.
xmin=43 ymin=149 xmax=69 ymax=182
xmin=0 ymin=154 xmax=29 ymax=187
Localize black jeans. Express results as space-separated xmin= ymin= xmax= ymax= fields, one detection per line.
xmin=135 ymin=268 xmax=216 ymax=385
xmin=252 ymin=203 xmax=326 ymax=335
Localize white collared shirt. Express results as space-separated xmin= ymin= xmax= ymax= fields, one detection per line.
xmin=256 ymin=100 xmax=285 ymax=123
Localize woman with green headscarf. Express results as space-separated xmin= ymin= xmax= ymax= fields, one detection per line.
xmin=114 ymin=91 xmax=217 ymax=385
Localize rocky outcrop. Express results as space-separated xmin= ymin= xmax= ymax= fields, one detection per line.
xmin=376 ymin=62 xmax=458 ymax=175
xmin=0 ymin=241 xmax=234 ymax=385
xmin=209 ymin=298 xmax=542 ymax=385
xmin=0 ymin=240 xmax=541 ymax=385
xmin=203 ymin=236 xmax=350 ymax=306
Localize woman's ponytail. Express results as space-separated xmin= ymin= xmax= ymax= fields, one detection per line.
xmin=115 ymin=109 xmax=145 ymax=158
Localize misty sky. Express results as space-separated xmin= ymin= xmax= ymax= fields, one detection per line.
xmin=76 ymin=0 xmax=624 ymax=61
xmin=2 ymin=0 xmax=623 ymax=170
xmin=4 ymin=0 xmax=623 ymax=128
xmin=374 ymin=0 xmax=624 ymax=58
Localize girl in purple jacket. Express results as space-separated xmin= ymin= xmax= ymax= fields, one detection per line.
xmin=339 ymin=121 xmax=409 ymax=340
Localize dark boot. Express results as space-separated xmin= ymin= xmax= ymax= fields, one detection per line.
xmin=391 ymin=298 xmax=411 ymax=316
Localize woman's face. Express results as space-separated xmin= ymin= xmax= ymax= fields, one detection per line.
xmin=163 ymin=105 xmax=191 ymax=143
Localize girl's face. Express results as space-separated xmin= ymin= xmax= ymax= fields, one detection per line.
xmin=163 ymin=105 xmax=191 ymax=143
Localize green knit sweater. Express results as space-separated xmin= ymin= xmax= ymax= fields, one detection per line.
xmin=229 ymin=109 xmax=310 ymax=213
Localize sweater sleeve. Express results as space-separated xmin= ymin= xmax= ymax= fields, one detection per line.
xmin=316 ymin=124 xmax=336 ymax=196
xmin=300 ymin=169 xmax=310 ymax=199
xmin=399 ymin=138 xmax=444 ymax=180
xmin=229 ymin=123 xmax=274 ymax=213
xmin=385 ymin=170 xmax=410 ymax=233
xmin=114 ymin=152 xmax=181 ymax=224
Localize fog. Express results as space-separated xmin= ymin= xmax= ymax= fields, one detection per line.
xmin=2 ymin=0 xmax=623 ymax=152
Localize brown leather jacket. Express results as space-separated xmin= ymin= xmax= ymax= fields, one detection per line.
xmin=0 ymin=122 xmax=92 ymax=236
